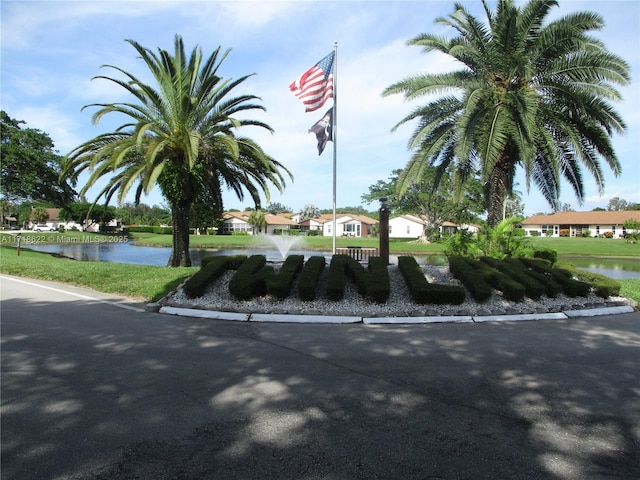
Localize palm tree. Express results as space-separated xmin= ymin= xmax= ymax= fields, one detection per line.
xmin=248 ymin=209 xmax=267 ymax=234
xmin=62 ymin=35 xmax=292 ymax=266
xmin=383 ymin=0 xmax=630 ymax=226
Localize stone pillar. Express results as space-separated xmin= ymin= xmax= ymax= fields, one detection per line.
xmin=379 ymin=198 xmax=390 ymax=265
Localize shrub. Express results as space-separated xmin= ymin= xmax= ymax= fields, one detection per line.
xmin=558 ymin=263 xmax=621 ymax=298
xmin=366 ymin=256 xmax=391 ymax=303
xmin=297 ymin=256 xmax=326 ymax=301
xmin=398 ymin=256 xmax=465 ymax=305
xmin=533 ymin=248 xmax=557 ymax=266
xmin=604 ymin=231 xmax=614 ymax=239
xmin=519 ymin=258 xmax=591 ymax=297
xmin=127 ymin=225 xmax=155 ymax=233
xmin=325 ymin=255 xmax=369 ymax=301
xmin=582 ymin=229 xmax=591 ymax=238
xmin=152 ymin=226 xmax=173 ymax=234
xmin=560 ymin=229 xmax=570 ymax=237
xmin=183 ymin=256 xmax=245 ymax=299
xmin=229 ymin=255 xmax=272 ymax=300
xmin=448 ymin=255 xmax=493 ymax=303
xmin=265 ymin=255 xmax=304 ymax=299
xmin=482 ymin=257 xmax=545 ymax=300
xmin=515 ymin=258 xmax=563 ymax=298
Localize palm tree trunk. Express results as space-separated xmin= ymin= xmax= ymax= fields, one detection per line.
xmin=168 ymin=202 xmax=192 ymax=267
xmin=487 ymin=160 xmax=511 ymax=227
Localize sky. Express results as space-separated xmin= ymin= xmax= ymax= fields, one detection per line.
xmin=2 ymin=0 xmax=639 ymax=218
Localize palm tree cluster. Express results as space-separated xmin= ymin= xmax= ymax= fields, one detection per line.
xmin=384 ymin=0 xmax=630 ymax=226
xmin=62 ymin=35 xmax=291 ymax=266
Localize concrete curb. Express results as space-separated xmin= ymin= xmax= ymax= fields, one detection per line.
xmin=155 ymin=305 xmax=635 ymax=324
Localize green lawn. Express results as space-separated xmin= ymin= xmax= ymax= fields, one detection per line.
xmin=0 ymin=246 xmax=196 ymax=302
xmin=528 ymin=237 xmax=639 ymax=258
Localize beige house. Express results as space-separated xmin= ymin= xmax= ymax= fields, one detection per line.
xmin=521 ymin=211 xmax=640 ymax=238
xmin=222 ymin=211 xmax=297 ymax=235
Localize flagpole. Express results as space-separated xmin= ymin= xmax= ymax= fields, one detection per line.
xmin=332 ymin=41 xmax=338 ymax=255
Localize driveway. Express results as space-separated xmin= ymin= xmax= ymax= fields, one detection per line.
xmin=1 ymin=274 xmax=639 ymax=480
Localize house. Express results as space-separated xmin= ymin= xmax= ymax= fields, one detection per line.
xmin=222 ymin=211 xmax=297 ymax=235
xmin=521 ymin=211 xmax=640 ymax=238
xmin=388 ymin=214 xmax=480 ymax=239
xmin=388 ymin=214 xmax=424 ymax=239
xmin=286 ymin=212 xmax=378 ymax=238
xmin=321 ymin=214 xmax=378 ymax=238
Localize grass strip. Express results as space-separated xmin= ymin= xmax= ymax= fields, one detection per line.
xmin=0 ymin=246 xmax=196 ymax=302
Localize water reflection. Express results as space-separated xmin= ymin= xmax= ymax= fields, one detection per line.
xmin=26 ymin=241 xmax=327 ymax=266
xmin=24 ymin=241 xmax=640 ymax=279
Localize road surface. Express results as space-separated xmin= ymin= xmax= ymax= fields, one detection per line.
xmin=1 ymin=274 xmax=639 ymax=479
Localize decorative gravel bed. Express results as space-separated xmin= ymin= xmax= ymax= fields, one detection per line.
xmin=164 ymin=263 xmax=632 ymax=318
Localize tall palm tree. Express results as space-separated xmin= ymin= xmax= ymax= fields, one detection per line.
xmin=62 ymin=35 xmax=292 ymax=266
xmin=383 ymin=0 xmax=630 ymax=226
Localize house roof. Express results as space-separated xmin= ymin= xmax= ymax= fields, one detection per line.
xmin=30 ymin=208 xmax=60 ymax=221
xmin=521 ymin=211 xmax=640 ymax=225
xmin=298 ymin=213 xmax=378 ymax=226
xmin=223 ymin=211 xmax=297 ymax=226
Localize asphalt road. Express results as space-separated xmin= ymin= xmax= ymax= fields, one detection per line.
xmin=1 ymin=274 xmax=639 ymax=480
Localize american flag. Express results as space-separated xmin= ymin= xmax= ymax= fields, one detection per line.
xmin=289 ymin=52 xmax=334 ymax=113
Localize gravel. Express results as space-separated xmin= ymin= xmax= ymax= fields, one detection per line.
xmin=164 ymin=262 xmax=631 ymax=318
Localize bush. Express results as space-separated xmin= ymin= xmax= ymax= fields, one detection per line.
xmin=582 ymin=229 xmax=591 ymax=238
xmin=482 ymin=257 xmax=545 ymax=300
xmin=604 ymin=231 xmax=614 ymax=238
xmin=297 ymin=256 xmax=326 ymax=301
xmin=183 ymin=256 xmax=245 ymax=299
xmin=560 ymin=229 xmax=570 ymax=237
xmin=533 ymin=248 xmax=557 ymax=266
xmin=326 ymin=255 xmax=369 ymax=301
xmin=265 ymin=255 xmax=304 ymax=299
xmin=448 ymin=256 xmax=494 ymax=303
xmin=398 ymin=256 xmax=465 ymax=305
xmin=127 ymin=225 xmax=155 ymax=233
xmin=366 ymin=256 xmax=391 ymax=303
xmin=558 ymin=263 xmax=621 ymax=298
xmin=152 ymin=226 xmax=173 ymax=234
xmin=229 ymin=255 xmax=272 ymax=300
xmin=518 ymin=258 xmax=591 ymax=298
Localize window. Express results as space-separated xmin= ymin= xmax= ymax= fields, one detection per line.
xmin=406 ymin=225 xmax=411 ymax=235
xmin=389 ymin=225 xmax=393 ymax=234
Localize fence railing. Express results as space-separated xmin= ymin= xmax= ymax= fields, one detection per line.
xmin=335 ymin=246 xmax=379 ymax=262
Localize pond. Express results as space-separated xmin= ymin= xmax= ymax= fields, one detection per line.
xmin=24 ymin=241 xmax=640 ymax=279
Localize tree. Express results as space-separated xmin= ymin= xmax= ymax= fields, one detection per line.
xmin=266 ymin=202 xmax=292 ymax=215
xmin=299 ymin=204 xmax=320 ymax=222
xmin=383 ymin=0 xmax=630 ymax=226
xmin=31 ymin=207 xmax=49 ymax=224
xmin=191 ymin=190 xmax=221 ymax=235
xmin=59 ymin=202 xmax=116 ymax=229
xmin=61 ymin=36 xmax=292 ymax=266
xmin=1 ymin=111 xmax=76 ymax=205
xmin=556 ymin=203 xmax=574 ymax=213
xmin=362 ymin=168 xmax=484 ymax=241
xmin=607 ymin=197 xmax=629 ymax=211
xmin=247 ymin=209 xmax=266 ymax=234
